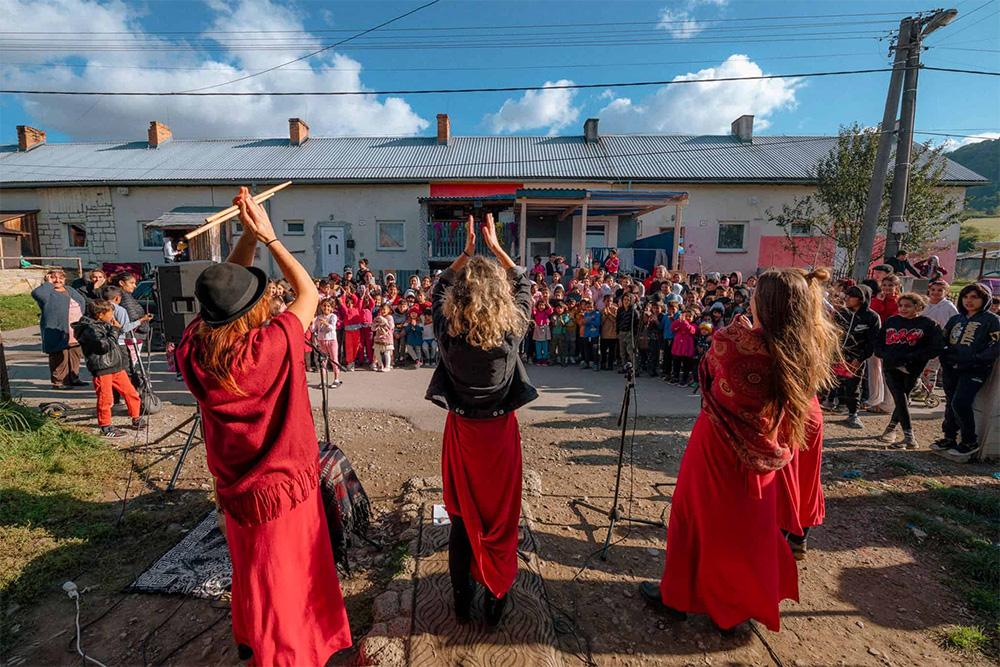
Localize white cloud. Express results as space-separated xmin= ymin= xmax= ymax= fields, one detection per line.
xmin=485 ymin=80 xmax=580 ymax=134
xmin=0 ymin=0 xmax=428 ymax=140
xmin=939 ymin=132 xmax=1000 ymax=152
xmin=656 ymin=0 xmax=728 ymax=39
xmin=597 ymin=54 xmax=800 ymax=134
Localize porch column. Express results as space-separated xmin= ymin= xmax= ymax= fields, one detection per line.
xmin=518 ymin=201 xmax=527 ymax=266
xmin=672 ymin=203 xmax=683 ymax=271
xmin=579 ymin=201 xmax=588 ymax=268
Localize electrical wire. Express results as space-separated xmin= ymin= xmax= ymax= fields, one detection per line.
xmin=927 ymin=0 xmax=997 ymax=44
xmin=3 ymin=65 xmax=995 ymax=97
xmin=0 ymin=10 xmax=934 ymax=35
xmin=177 ymin=0 xmax=441 ymax=93
xmin=72 ymin=593 xmax=110 ymax=667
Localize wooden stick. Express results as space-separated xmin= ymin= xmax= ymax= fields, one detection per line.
xmin=184 ymin=181 xmax=292 ymax=240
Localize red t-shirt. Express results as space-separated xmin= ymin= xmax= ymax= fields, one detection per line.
xmin=176 ymin=311 xmax=320 ymax=526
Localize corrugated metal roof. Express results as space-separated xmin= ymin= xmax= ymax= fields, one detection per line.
xmin=0 ymin=134 xmax=987 ymax=187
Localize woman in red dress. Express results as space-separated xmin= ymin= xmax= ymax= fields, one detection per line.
xmin=641 ymin=268 xmax=839 ymax=632
xmin=425 ymin=213 xmax=535 ymax=627
xmin=177 ymin=188 xmax=352 ymax=666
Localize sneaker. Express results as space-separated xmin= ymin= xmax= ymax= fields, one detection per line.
xmin=638 ymin=582 xmax=687 ymax=621
xmin=930 ymin=437 xmax=957 ymax=452
xmin=821 ymin=399 xmax=838 ymax=413
xmin=131 ymin=416 xmax=147 ymax=430
xmin=845 ymin=414 xmax=864 ymax=429
xmin=579 ymin=360 xmax=588 ymax=368
xmin=100 ymin=426 xmax=128 ymax=439
xmin=901 ymin=430 xmax=919 ymax=450
xmin=788 ymin=539 xmax=807 ymax=561
xmin=943 ymin=441 xmax=980 ymax=460
xmin=877 ymin=424 xmax=899 ymax=444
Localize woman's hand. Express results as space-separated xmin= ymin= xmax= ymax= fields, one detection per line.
xmin=736 ymin=314 xmax=753 ymax=329
xmin=233 ymin=186 xmax=277 ymax=244
xmin=481 ymin=212 xmax=501 ymax=253
xmin=464 ymin=214 xmax=476 ymax=256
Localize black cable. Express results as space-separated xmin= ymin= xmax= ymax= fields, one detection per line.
xmin=140 ymin=599 xmax=187 ymax=667
xmin=178 ymin=0 xmax=441 ymax=93
xmin=151 ymin=610 xmax=228 ymax=666
xmin=11 ymin=65 xmax=998 ymax=97
xmin=927 ymin=0 xmax=997 ymax=44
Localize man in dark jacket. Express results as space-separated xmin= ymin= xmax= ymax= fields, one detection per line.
xmin=31 ymin=269 xmax=89 ymax=389
xmin=832 ymin=285 xmax=881 ymax=428
xmin=71 ymin=300 xmax=144 ymax=438
xmin=112 ymin=272 xmax=151 ymax=350
xmin=885 ymin=250 xmax=922 ymax=279
xmin=933 ymin=283 xmax=1000 ymax=460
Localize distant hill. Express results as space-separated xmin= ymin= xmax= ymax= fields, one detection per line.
xmin=946 ymin=139 xmax=999 ymax=214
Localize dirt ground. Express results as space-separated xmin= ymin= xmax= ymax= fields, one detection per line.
xmin=4 ymin=399 xmax=999 ymax=666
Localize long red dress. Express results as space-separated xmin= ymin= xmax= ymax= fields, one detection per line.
xmin=777 ymin=397 xmax=826 ymax=537
xmin=659 ymin=323 xmax=798 ymax=632
xmin=442 ymin=411 xmax=522 ymax=598
xmin=177 ymin=311 xmax=352 ymax=666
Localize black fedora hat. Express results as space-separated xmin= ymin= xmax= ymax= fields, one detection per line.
xmin=195 ymin=262 xmax=269 ymax=327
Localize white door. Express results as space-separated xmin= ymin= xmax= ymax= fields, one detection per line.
xmin=321 ymin=226 xmax=344 ymax=276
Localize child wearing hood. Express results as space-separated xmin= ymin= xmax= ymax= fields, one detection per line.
xmin=932 ymin=283 xmax=1000 ymax=461
xmin=831 ymin=284 xmax=881 ymax=428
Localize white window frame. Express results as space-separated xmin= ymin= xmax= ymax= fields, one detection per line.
xmin=716 ymin=220 xmax=748 ymax=253
xmin=284 ymin=219 xmax=305 ymax=236
xmin=66 ymin=222 xmax=88 ymax=249
xmin=376 ymin=220 xmax=407 ymax=252
xmin=138 ymin=220 xmax=163 ymax=250
xmin=585 ymin=220 xmax=609 ymax=249
xmin=527 ymin=237 xmax=556 ymax=259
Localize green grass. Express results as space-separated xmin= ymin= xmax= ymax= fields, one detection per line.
xmin=0 ymin=294 xmax=39 ymax=331
xmin=0 ymin=401 xmax=210 ymax=607
xmin=900 ymin=479 xmax=1000 ymax=658
xmin=941 ymin=625 xmax=990 ymax=653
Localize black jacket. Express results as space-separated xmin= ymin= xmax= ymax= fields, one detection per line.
xmin=941 ymin=309 xmax=1000 ymax=375
xmin=118 ymin=290 xmax=150 ymax=338
xmin=616 ymin=304 xmax=639 ymax=335
xmin=875 ymin=314 xmax=945 ymax=374
xmin=885 ymin=257 xmax=921 ymax=278
xmin=425 ymin=266 xmax=538 ymax=419
xmin=835 ymin=286 xmax=880 ymax=363
xmin=72 ymin=317 xmax=127 ymax=377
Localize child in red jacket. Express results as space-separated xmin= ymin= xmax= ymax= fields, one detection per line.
xmin=670 ymin=309 xmax=698 ymax=385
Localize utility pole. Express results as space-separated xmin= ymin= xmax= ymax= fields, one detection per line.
xmin=884 ymin=20 xmax=922 ymax=260
xmin=852 ymin=9 xmax=958 ymax=282
xmin=852 ymin=18 xmax=911 ymax=282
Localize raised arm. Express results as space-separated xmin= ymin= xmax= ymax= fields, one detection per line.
xmin=447 ymin=214 xmax=476 ymax=274
xmin=226 ymin=187 xmax=259 ymax=267
xmin=234 ymin=187 xmax=317 ymax=331
xmin=481 ymin=213 xmax=516 ymax=271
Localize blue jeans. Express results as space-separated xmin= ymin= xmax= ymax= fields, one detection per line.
xmin=534 ymin=340 xmax=549 ymax=360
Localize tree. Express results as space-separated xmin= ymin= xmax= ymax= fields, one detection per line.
xmin=768 ymin=123 xmax=961 ymax=275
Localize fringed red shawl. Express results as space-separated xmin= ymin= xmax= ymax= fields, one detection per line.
xmin=177 ymin=310 xmax=320 ymax=526
xmin=699 ymin=322 xmax=793 ymax=477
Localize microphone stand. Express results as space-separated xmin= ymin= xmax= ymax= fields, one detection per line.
xmin=306 ymin=336 xmax=344 ymax=444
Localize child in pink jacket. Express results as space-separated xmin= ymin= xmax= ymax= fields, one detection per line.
xmin=670 ymin=309 xmax=697 ymax=385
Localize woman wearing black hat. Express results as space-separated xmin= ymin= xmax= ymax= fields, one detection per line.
xmin=176 ymin=187 xmax=351 ymax=665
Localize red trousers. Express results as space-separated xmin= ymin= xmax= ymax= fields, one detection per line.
xmin=93 ymin=370 xmax=141 ymax=426
xmin=359 ymin=327 xmax=374 ymax=365
xmin=343 ymin=329 xmax=362 ymax=366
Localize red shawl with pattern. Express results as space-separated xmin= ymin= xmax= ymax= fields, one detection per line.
xmin=698 ymin=322 xmax=792 ymax=474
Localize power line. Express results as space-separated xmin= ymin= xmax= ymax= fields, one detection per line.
xmin=928 ymin=0 xmax=997 ymax=44
xmin=0 ymin=10 xmax=940 ymax=35
xmin=0 ymin=51 xmax=882 ymax=74
xmin=178 ymin=0 xmax=441 ymax=93
xmin=2 ymin=66 xmax=995 ymax=97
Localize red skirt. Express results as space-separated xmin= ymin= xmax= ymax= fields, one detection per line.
xmin=659 ymin=415 xmax=798 ymax=632
xmin=227 ymin=487 xmax=352 ymax=666
xmin=777 ymin=397 xmax=826 ymax=536
xmin=442 ymin=411 xmax=522 ymax=598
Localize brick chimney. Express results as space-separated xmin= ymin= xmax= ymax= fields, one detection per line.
xmin=584 ymin=118 xmax=600 ymax=144
xmin=16 ymin=125 xmax=45 ymax=152
xmin=147 ymin=121 xmax=172 ymax=148
xmin=731 ymin=115 xmax=754 ymax=143
xmin=436 ymin=114 xmax=450 ymax=145
xmin=289 ymin=117 xmax=309 ymax=146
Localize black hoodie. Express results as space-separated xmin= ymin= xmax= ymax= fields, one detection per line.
xmin=875 ymin=314 xmax=945 ymax=373
xmin=71 ymin=316 xmax=127 ymax=377
xmin=941 ymin=283 xmax=1000 ymax=375
xmin=835 ymin=285 xmax=881 ymax=363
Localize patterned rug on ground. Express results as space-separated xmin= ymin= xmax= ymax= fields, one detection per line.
xmin=129 ymin=511 xmax=231 ymax=599
xmin=409 ymin=501 xmax=564 ymax=667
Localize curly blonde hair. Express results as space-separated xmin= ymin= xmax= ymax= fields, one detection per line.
xmin=443 ymin=256 xmax=528 ymax=350
xmin=753 ymin=267 xmax=841 ymax=450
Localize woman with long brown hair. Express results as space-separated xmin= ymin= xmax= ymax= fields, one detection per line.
xmin=641 ymin=268 xmax=839 ymax=632
xmin=176 ymin=188 xmax=351 ymax=665
xmin=425 ymin=213 xmax=535 ymax=627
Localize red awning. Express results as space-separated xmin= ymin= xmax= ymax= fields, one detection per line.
xmin=429 ymin=183 xmax=522 ymax=198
